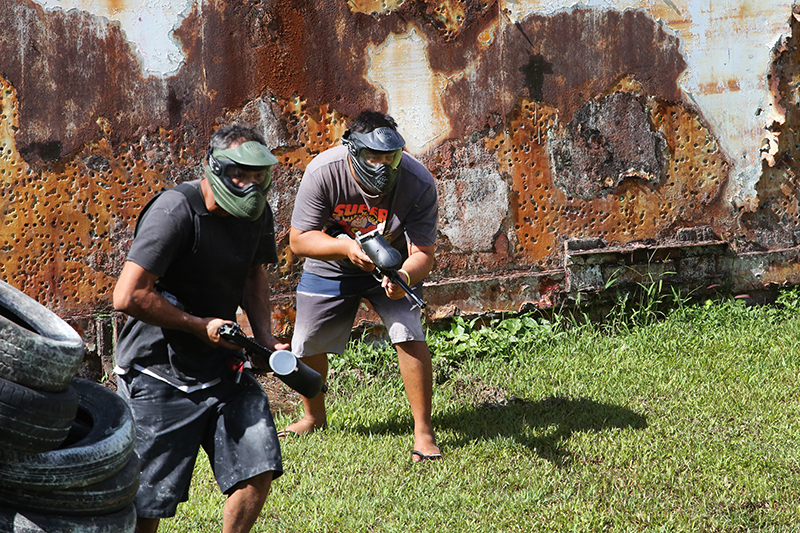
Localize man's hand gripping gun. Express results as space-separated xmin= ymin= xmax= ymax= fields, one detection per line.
xmin=218 ymin=323 xmax=327 ymax=398
xmin=356 ymin=229 xmax=426 ymax=309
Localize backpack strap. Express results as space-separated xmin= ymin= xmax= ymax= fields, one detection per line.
xmin=172 ymin=181 xmax=208 ymax=216
xmin=134 ymin=181 xmax=208 ymax=254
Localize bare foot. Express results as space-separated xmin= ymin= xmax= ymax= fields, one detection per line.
xmin=280 ymin=417 xmax=326 ymax=438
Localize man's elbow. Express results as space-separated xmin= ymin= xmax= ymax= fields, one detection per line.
xmin=288 ymin=240 xmax=303 ymax=256
xmin=288 ymin=228 xmax=309 ymax=257
xmin=112 ymin=285 xmax=133 ymax=314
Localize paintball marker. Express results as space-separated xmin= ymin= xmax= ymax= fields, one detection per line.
xmin=356 ymin=229 xmax=426 ymax=309
xmin=218 ymin=323 xmax=327 ymax=398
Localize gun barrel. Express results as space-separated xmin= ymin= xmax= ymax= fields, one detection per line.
xmin=218 ymin=323 xmax=327 ymax=398
xmin=387 ymin=270 xmax=426 ymax=309
xmin=219 ymin=323 xmax=268 ymax=356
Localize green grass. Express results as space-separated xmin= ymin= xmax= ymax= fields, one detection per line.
xmin=160 ymin=293 xmax=800 ymax=532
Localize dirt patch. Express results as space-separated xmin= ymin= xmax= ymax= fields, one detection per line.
xmin=254 ymin=371 xmax=302 ymax=418
xmin=450 ymin=373 xmax=513 ymax=407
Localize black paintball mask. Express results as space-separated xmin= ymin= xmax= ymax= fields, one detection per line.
xmin=341 ymin=127 xmax=405 ymax=196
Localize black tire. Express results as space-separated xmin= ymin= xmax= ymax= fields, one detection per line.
xmin=0 ymin=453 xmax=140 ymax=516
xmin=0 ymin=280 xmax=84 ymax=392
xmin=0 ymin=377 xmax=79 ymax=453
xmin=0 ymin=378 xmax=134 ymax=490
xmin=0 ymin=503 xmax=136 ymax=533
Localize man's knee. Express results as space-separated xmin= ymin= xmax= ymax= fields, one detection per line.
xmin=247 ymin=471 xmax=274 ymax=494
xmin=231 ymin=470 xmax=274 ymax=498
xmin=395 ymin=340 xmax=431 ymax=359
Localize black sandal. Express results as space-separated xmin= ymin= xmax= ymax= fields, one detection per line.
xmin=411 ymin=449 xmax=442 ymax=463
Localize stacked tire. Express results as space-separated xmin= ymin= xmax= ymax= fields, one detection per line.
xmin=0 ymin=280 xmax=138 ymax=533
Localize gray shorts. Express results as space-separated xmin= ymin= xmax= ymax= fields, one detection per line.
xmin=291 ymin=271 xmax=426 ymax=357
xmin=117 ymin=371 xmax=282 ymax=519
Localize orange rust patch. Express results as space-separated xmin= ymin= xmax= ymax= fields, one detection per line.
xmin=347 ymin=0 xmax=405 ymax=16
xmin=497 ymin=94 xmax=730 ymax=269
xmin=0 ymin=0 xmax=777 ymax=326
xmin=0 ymin=77 xmax=172 ymax=310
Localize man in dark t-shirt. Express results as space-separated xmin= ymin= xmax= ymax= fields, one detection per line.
xmin=287 ymin=110 xmax=441 ymax=462
xmin=113 ymin=124 xmax=288 ymax=533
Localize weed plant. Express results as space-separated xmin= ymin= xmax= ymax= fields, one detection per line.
xmin=161 ymin=288 xmax=800 ymax=532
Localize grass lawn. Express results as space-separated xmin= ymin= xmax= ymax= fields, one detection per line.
xmin=160 ymin=294 xmax=800 ymax=532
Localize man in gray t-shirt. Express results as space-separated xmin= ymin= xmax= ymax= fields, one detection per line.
xmin=288 ymin=110 xmax=441 ymax=462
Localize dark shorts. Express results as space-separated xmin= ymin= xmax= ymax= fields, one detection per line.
xmin=117 ymin=371 xmax=282 ymax=519
xmin=291 ymin=271 xmax=426 ymax=357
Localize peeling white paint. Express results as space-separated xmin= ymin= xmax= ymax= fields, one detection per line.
xmin=33 ymin=0 xmax=195 ymax=77
xmin=363 ymin=0 xmax=791 ymax=208
xmin=666 ymin=0 xmax=790 ymax=210
xmin=366 ymin=26 xmax=453 ymax=154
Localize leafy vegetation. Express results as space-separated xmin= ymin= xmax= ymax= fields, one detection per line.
xmin=161 ymin=289 xmax=800 ymax=532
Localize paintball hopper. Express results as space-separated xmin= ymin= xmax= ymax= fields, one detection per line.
xmin=357 ymin=229 xmax=403 ymax=270
xmin=218 ymin=323 xmax=326 ymax=398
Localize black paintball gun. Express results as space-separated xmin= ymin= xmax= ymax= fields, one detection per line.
xmin=356 ymin=228 xmax=426 ymax=309
xmin=218 ymin=323 xmax=327 ymax=398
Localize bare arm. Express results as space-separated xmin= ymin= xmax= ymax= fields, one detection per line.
xmin=240 ymin=265 xmax=290 ymax=367
xmin=113 ymin=260 xmax=236 ymax=348
xmin=289 ymin=226 xmax=375 ymax=272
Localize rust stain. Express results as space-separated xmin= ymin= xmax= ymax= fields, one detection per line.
xmin=425 ymin=1 xmax=498 ymax=71
xmin=101 ymin=0 xmax=126 ymax=12
xmin=1 ymin=0 xmax=399 ymax=165
xmin=440 ymin=7 xmax=687 ymax=141
xmin=425 ymin=0 xmax=468 ymax=39
xmin=495 ymin=88 xmax=730 ymax=269
xmin=236 ymin=0 xmax=401 ymax=121
xmin=3 ymin=2 xmax=684 ymax=169
xmin=424 ymin=270 xmax=564 ymax=318
xmin=764 ymin=259 xmax=800 ymax=285
xmin=266 ymin=99 xmax=350 ymax=283
xmin=548 ymin=92 xmax=668 ymax=200
xmin=0 ymin=0 xmax=158 ymax=162
xmin=697 ymin=79 xmax=743 ymax=95
xmin=347 ymin=0 xmax=405 ymax=16
xmin=0 ymin=76 xmax=172 ymax=310
xmin=404 ymin=0 xmax=470 ymax=40
xmin=0 ymin=0 xmax=419 ymax=314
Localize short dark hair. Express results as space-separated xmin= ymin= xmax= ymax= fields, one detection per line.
xmin=209 ymin=124 xmax=266 ymax=151
xmin=348 ymin=111 xmax=398 ymax=134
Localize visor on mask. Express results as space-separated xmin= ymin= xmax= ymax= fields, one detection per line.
xmin=343 ymin=127 xmax=405 ymax=153
xmin=219 ymin=164 xmax=272 ymax=197
xmin=207 ymin=141 xmax=278 ymax=193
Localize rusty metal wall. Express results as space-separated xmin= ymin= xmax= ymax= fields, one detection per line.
xmin=2 ymin=0 xmax=800 ymax=367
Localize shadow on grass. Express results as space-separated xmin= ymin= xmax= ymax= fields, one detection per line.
xmin=351 ymin=395 xmax=647 ymax=466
